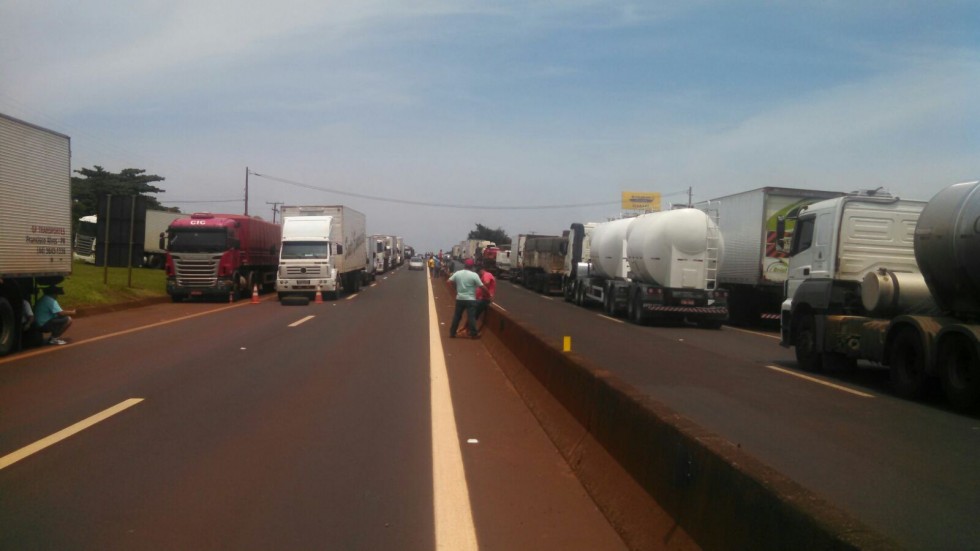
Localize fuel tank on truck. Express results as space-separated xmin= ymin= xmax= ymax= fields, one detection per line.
xmin=914 ymin=180 xmax=980 ymax=317
xmin=626 ymin=208 xmax=724 ymax=287
xmin=589 ymin=217 xmax=635 ymax=279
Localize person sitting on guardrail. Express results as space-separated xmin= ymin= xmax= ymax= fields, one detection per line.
xmin=448 ymin=258 xmax=488 ymax=339
xmin=34 ymin=285 xmax=76 ymax=345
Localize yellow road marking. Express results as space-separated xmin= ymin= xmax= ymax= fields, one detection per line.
xmin=426 ymin=275 xmax=479 ymax=550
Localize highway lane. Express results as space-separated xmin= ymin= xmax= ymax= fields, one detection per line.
xmin=493 ymin=279 xmax=980 ymax=551
xmin=0 ymin=269 xmax=625 ymax=550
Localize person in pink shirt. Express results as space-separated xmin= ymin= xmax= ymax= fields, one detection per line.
xmin=474 ymin=265 xmax=496 ymax=332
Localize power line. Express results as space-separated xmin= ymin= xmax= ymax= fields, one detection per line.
xmin=250 ymin=171 xmax=625 ymax=211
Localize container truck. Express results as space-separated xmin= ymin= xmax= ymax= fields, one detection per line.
xmin=781 ymin=182 xmax=980 ymax=409
xmin=696 ymin=187 xmax=845 ymax=325
xmin=165 ymin=213 xmax=281 ymax=302
xmin=369 ymin=235 xmax=386 ymax=274
xmin=276 ymin=205 xmax=368 ymax=300
xmin=394 ymin=236 xmax=405 ymax=267
xmin=522 ymin=235 xmax=568 ymax=294
xmin=74 ymin=209 xmax=184 ymax=268
xmin=565 ymin=209 xmax=728 ymax=327
xmin=511 ymin=234 xmax=557 ymax=283
xmin=0 ymin=113 xmax=72 ymax=356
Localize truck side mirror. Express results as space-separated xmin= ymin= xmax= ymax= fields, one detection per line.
xmin=159 ymin=232 xmax=166 ymax=250
xmin=775 ymin=217 xmax=787 ymax=253
xmin=336 ymin=244 xmax=344 ymax=255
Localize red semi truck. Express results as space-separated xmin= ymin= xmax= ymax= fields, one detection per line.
xmin=165 ymin=213 xmax=281 ymax=302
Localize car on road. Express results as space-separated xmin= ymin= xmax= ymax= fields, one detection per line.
xmin=408 ymin=256 xmax=426 ymax=271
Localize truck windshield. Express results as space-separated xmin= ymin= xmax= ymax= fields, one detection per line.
xmin=281 ymin=242 xmax=329 ymax=259
xmin=76 ymin=220 xmax=97 ymax=238
xmin=168 ymin=229 xmax=229 ymax=253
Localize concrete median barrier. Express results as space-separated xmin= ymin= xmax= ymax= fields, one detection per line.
xmin=481 ymin=306 xmax=897 ymax=551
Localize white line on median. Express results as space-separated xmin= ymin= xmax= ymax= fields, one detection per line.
xmin=726 ymin=325 xmax=780 ymax=340
xmin=426 ymin=275 xmax=479 ymax=550
xmin=765 ymin=365 xmax=875 ymax=398
xmin=0 ymin=398 xmax=144 ymax=471
xmin=289 ymin=315 xmax=316 ymax=327
xmin=598 ymin=314 xmax=624 ymax=324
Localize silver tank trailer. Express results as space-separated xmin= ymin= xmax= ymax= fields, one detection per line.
xmin=588 ymin=218 xmax=634 ymax=279
xmin=914 ymin=180 xmax=980 ymax=317
xmin=626 ymin=208 xmax=724 ymax=287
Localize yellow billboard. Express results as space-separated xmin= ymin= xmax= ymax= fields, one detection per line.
xmin=621 ymin=191 xmax=661 ymax=211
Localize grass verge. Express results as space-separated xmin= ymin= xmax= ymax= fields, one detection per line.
xmin=57 ymin=261 xmax=168 ymax=310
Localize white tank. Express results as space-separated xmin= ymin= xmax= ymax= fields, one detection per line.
xmin=626 ymin=208 xmax=724 ymax=288
xmin=589 ymin=218 xmax=635 ymax=279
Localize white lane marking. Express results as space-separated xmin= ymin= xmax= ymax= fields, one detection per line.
xmin=426 ymin=275 xmax=479 ymax=550
xmin=726 ymin=325 xmax=780 ymax=340
xmin=289 ymin=315 xmax=315 ymax=327
xmin=0 ymin=398 xmax=144 ymax=471
xmin=765 ymin=365 xmax=875 ymax=398
xmin=598 ymin=314 xmax=624 ymax=324
xmin=492 ymin=303 xmax=507 ymax=312
xmin=539 ymin=295 xmax=553 ymax=301
xmin=346 ymin=293 xmax=358 ymax=301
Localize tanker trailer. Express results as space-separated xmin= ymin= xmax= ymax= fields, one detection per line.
xmin=568 ymin=217 xmax=634 ymax=314
xmin=781 ymin=181 xmax=980 ymax=409
xmin=624 ymin=209 xmax=728 ymax=327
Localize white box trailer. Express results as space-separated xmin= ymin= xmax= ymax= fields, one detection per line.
xmin=0 ymin=113 xmax=72 ymax=355
xmin=696 ymin=187 xmax=844 ymax=325
xmin=277 ymin=205 xmax=368 ymax=299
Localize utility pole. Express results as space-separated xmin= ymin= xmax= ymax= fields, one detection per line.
xmin=244 ymin=167 xmax=250 ymax=216
xmin=266 ymin=201 xmax=283 ymax=224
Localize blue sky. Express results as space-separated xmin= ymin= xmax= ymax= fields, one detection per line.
xmin=2 ymin=1 xmax=977 ymax=252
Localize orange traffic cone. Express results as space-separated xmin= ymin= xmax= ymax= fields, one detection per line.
xmin=314 ymin=286 xmax=324 ymax=304
xmin=251 ymin=284 xmax=260 ymax=304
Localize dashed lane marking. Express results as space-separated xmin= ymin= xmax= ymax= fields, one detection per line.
xmin=765 ymin=365 xmax=875 ymax=398
xmin=0 ymin=398 xmax=144 ymax=471
xmin=288 ymin=316 xmax=316 ymax=327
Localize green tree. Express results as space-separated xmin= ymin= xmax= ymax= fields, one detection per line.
xmin=70 ymin=166 xmax=177 ymax=222
xmin=467 ymin=223 xmax=511 ymax=245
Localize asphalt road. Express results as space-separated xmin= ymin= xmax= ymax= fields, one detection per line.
xmin=491 ymin=278 xmax=980 ymax=551
xmin=0 ymin=268 xmax=626 ymax=551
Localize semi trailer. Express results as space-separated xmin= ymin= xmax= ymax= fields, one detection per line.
xmin=781 ymin=182 xmax=980 ymax=409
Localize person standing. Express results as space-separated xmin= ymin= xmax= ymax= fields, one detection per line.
xmin=474 ymin=265 xmax=496 ymax=332
xmin=34 ymin=285 xmax=75 ymax=345
xmin=448 ymin=258 xmax=488 ymax=339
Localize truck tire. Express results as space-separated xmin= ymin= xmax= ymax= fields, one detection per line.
xmin=889 ymin=327 xmax=931 ymax=400
xmin=0 ymin=297 xmax=18 ymax=356
xmin=794 ymin=314 xmax=823 ymax=372
xmin=628 ymin=293 xmax=644 ymax=325
xmin=939 ymin=335 xmax=980 ymax=411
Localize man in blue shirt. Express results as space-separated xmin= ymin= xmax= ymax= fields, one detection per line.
xmin=447 ymin=259 xmax=488 ymax=338
xmin=34 ymin=285 xmax=75 ymax=345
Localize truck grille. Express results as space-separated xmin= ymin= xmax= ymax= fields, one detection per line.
xmin=75 ymin=236 xmax=94 ymax=256
xmin=174 ymin=254 xmax=221 ymax=287
xmin=283 ymin=265 xmax=326 ymax=278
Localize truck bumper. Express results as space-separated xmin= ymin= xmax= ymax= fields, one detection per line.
xmin=167 ymin=277 xmax=235 ymax=300
xmin=277 ymin=277 xmax=338 ymax=295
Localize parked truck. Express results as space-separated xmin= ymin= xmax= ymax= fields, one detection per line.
xmin=522 ymin=234 xmax=568 ymax=294
xmin=696 ymin=187 xmax=845 ymax=325
xmin=565 ymin=209 xmax=729 ymax=327
xmin=0 ymin=113 xmax=72 ymax=356
xmin=368 ymin=235 xmax=387 ymax=274
xmin=165 ymin=213 xmax=281 ymax=302
xmin=73 ymin=209 xmax=184 ymax=268
xmin=781 ymin=182 xmax=980 ymax=409
xmin=276 ymin=206 xmax=368 ymax=300
xmin=511 ymin=234 xmax=557 ymax=283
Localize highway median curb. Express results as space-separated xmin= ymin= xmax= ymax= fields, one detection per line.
xmin=481 ymin=305 xmax=899 ymax=551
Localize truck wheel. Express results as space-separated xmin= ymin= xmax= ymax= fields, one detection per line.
xmin=604 ymin=287 xmax=615 ymax=316
xmin=794 ymin=315 xmax=823 ymax=372
xmin=939 ymin=335 xmax=980 ymax=411
xmin=0 ymin=297 xmax=18 ymax=356
xmin=628 ymin=293 xmax=644 ymax=325
xmin=890 ymin=327 xmax=931 ymax=400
